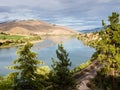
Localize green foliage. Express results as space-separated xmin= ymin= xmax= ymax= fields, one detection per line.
xmin=0 ymin=34 xmax=41 ymax=48
xmin=72 ymin=60 xmax=91 ymax=74
xmin=10 ymin=42 xmax=45 ymax=90
xmin=0 ymin=34 xmax=24 ymax=40
xmin=108 ymin=12 xmax=119 ymax=25
xmin=89 ymin=12 xmax=120 ymax=90
xmin=37 ymin=66 xmax=50 ymax=75
xmin=88 ymin=71 xmax=120 ymax=90
xmin=96 ymin=12 xmax=120 ymax=75
xmin=48 ymin=44 xmax=76 ymax=90
xmin=102 ymin=20 xmax=107 ymax=29
xmin=0 ymin=75 xmax=14 ymax=90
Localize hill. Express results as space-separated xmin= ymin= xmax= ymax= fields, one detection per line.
xmin=79 ymin=27 xmax=103 ymax=33
xmin=0 ymin=20 xmax=77 ymax=35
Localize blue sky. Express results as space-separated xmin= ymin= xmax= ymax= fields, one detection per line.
xmin=0 ymin=0 xmax=120 ymax=30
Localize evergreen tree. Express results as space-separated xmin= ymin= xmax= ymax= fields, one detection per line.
xmin=11 ymin=42 xmax=45 ymax=90
xmin=97 ymin=12 xmax=120 ymax=76
xmin=108 ymin=12 xmax=119 ymax=25
xmin=89 ymin=12 xmax=120 ymax=90
xmin=49 ymin=44 xmax=76 ymax=90
xmin=0 ymin=75 xmax=13 ymax=90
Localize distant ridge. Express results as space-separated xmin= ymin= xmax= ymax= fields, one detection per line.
xmin=79 ymin=27 xmax=103 ymax=33
xmin=0 ymin=20 xmax=77 ymax=35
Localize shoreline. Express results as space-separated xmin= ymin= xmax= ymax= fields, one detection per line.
xmin=0 ymin=34 xmax=77 ymax=49
xmin=0 ymin=40 xmax=43 ymax=49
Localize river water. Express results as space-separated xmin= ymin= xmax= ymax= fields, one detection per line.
xmin=0 ymin=36 xmax=95 ymax=76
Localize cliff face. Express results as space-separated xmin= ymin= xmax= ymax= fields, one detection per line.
xmin=0 ymin=20 xmax=77 ymax=35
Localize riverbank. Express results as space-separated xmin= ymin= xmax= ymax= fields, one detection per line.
xmin=0 ymin=36 xmax=95 ymax=76
xmin=77 ymin=32 xmax=99 ymax=47
xmin=0 ymin=33 xmax=42 ymax=48
xmin=0 ymin=39 xmax=43 ymax=48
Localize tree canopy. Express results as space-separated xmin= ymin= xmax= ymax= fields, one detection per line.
xmin=88 ymin=12 xmax=120 ymax=90
xmin=48 ymin=44 xmax=76 ymax=90
xmin=10 ymin=42 xmax=45 ymax=90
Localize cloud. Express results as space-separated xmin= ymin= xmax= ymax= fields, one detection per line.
xmin=0 ymin=0 xmax=119 ymax=15
xmin=97 ymin=0 xmax=112 ymax=3
xmin=0 ymin=0 xmax=119 ymax=30
xmin=0 ymin=0 xmax=63 ymax=10
xmin=0 ymin=6 xmax=11 ymax=12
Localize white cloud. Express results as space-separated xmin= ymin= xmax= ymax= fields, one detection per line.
xmin=0 ymin=0 xmax=119 ymax=31
xmin=97 ymin=0 xmax=112 ymax=3
xmin=0 ymin=0 xmax=63 ymax=10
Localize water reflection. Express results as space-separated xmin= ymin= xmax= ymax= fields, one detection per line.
xmin=0 ymin=36 xmax=95 ymax=75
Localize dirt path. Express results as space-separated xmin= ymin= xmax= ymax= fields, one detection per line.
xmin=73 ymin=60 xmax=101 ymax=90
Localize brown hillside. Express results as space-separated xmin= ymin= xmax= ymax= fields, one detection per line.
xmin=0 ymin=20 xmax=77 ymax=35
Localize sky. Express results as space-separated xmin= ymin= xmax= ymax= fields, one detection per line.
xmin=0 ymin=0 xmax=120 ymax=31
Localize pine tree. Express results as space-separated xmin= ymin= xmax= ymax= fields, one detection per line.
xmin=49 ymin=44 xmax=76 ymax=90
xmin=89 ymin=12 xmax=120 ymax=90
xmin=108 ymin=12 xmax=119 ymax=25
xmin=11 ymin=42 xmax=45 ymax=90
xmin=97 ymin=12 xmax=120 ymax=76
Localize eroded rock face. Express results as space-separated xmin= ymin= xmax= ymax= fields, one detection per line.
xmin=0 ymin=20 xmax=77 ymax=35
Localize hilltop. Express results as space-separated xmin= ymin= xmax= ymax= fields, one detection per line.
xmin=0 ymin=20 xmax=77 ymax=35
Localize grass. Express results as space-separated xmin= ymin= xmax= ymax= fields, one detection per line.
xmin=71 ymin=60 xmax=92 ymax=74
xmin=0 ymin=34 xmax=25 ymax=40
xmin=0 ymin=33 xmax=41 ymax=48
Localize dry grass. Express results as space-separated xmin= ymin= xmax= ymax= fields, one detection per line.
xmin=0 ymin=20 xmax=78 ymax=35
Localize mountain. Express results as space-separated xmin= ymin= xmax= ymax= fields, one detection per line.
xmin=0 ymin=20 xmax=77 ymax=35
xmin=79 ymin=27 xmax=103 ymax=33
